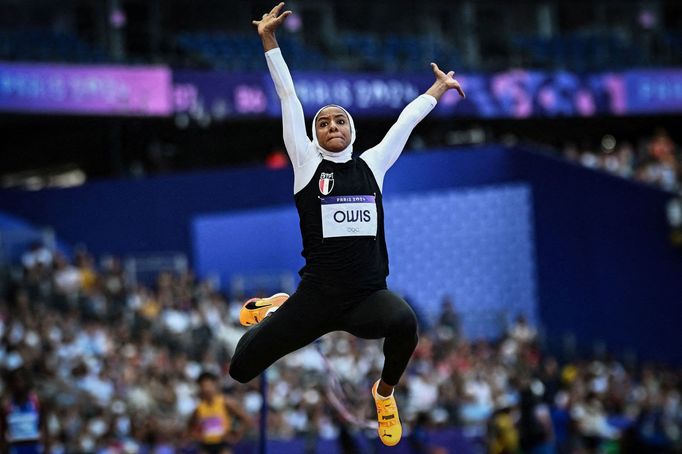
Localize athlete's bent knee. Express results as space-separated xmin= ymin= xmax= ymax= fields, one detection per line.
xmin=392 ymin=305 xmax=418 ymax=338
xmin=228 ymin=355 xmax=256 ymax=384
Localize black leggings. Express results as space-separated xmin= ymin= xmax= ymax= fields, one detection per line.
xmin=229 ymin=280 xmax=419 ymax=386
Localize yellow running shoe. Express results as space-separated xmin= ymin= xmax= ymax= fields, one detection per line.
xmin=371 ymin=380 xmax=402 ymax=446
xmin=239 ymin=293 xmax=289 ymax=326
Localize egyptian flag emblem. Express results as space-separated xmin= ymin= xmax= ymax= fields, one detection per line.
xmin=319 ymin=172 xmax=334 ymax=195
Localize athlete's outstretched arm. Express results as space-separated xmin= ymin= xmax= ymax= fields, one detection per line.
xmin=253 ymin=3 xmax=313 ymax=169
xmin=361 ymin=63 xmax=465 ymax=190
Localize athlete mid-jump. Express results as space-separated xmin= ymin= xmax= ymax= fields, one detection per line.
xmin=229 ymin=3 xmax=465 ymax=446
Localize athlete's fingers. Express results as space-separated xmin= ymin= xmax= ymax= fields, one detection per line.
xmin=270 ymin=2 xmax=285 ymax=16
xmin=252 ymin=20 xmax=260 ymax=26
xmin=453 ymin=80 xmax=465 ymax=98
xmin=276 ymin=10 xmax=292 ymax=23
xmin=447 ymin=70 xmax=455 ymax=78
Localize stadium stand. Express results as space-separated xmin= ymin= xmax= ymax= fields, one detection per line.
xmin=2 ymin=246 xmax=682 ymax=452
xmin=0 ymin=29 xmax=107 ymax=63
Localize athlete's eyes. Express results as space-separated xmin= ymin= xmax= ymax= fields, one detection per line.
xmin=319 ymin=121 xmax=328 ymax=127
xmin=337 ymin=119 xmax=345 ymax=125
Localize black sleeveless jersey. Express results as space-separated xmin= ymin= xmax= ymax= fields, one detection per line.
xmin=294 ymin=157 xmax=388 ymax=290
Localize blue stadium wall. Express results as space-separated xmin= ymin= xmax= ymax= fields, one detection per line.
xmin=514 ymin=148 xmax=681 ymax=363
xmin=0 ymin=146 xmax=679 ymax=362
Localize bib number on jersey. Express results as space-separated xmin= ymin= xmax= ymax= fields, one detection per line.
xmin=7 ymin=411 xmax=40 ymax=442
xmin=321 ymin=195 xmax=377 ymax=238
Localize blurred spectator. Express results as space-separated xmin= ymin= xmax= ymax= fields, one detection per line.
xmin=437 ymin=296 xmax=461 ymax=342
xmin=21 ymin=243 xmax=52 ymax=272
xmin=487 ymin=399 xmax=519 ymax=454
xmin=572 ymin=392 xmax=620 ymax=452
xmin=562 ymin=128 xmax=681 ymax=192
xmin=637 ymin=129 xmax=680 ymax=191
xmin=509 ymin=314 xmax=537 ymax=345
xmin=518 ymin=380 xmax=554 ymax=454
xmin=52 ymin=253 xmax=81 ymax=302
xmin=74 ymin=249 xmax=98 ymax=295
xmin=188 ymin=371 xmax=252 ymax=454
xmin=1 ymin=367 xmax=51 ymax=454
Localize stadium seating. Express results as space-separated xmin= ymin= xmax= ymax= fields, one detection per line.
xmin=0 ymin=27 xmax=675 ymax=72
xmin=0 ymin=29 xmax=107 ymax=63
xmin=174 ymin=31 xmax=460 ymax=72
xmin=511 ymin=32 xmax=643 ymax=71
xmin=175 ymin=31 xmax=328 ymax=71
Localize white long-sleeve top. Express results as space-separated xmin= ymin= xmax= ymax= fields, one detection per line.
xmin=265 ymin=48 xmax=437 ymax=194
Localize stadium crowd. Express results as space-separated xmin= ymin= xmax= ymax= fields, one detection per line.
xmin=1 ymin=246 xmax=681 ymax=453
xmin=561 ymin=128 xmax=680 ymax=192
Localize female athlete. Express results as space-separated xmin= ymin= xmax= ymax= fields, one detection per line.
xmin=228 ymin=3 xmax=465 ymax=447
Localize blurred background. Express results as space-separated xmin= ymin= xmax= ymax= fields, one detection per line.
xmin=0 ymin=0 xmax=681 ymax=453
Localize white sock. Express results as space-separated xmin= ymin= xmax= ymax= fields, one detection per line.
xmin=265 ymin=306 xmax=279 ymax=317
xmin=375 ymin=381 xmax=394 ymax=399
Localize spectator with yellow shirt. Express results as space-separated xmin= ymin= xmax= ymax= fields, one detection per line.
xmin=188 ymin=371 xmax=252 ymax=454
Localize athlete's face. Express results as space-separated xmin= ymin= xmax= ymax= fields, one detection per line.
xmin=199 ymin=378 xmax=218 ymax=399
xmin=315 ymin=106 xmax=351 ymax=152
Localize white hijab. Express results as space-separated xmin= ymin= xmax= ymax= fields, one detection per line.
xmin=311 ymin=104 xmax=356 ymax=163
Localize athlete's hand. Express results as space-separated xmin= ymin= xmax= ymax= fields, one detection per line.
xmin=252 ymin=2 xmax=292 ymax=37
xmin=426 ymin=62 xmax=465 ymax=100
